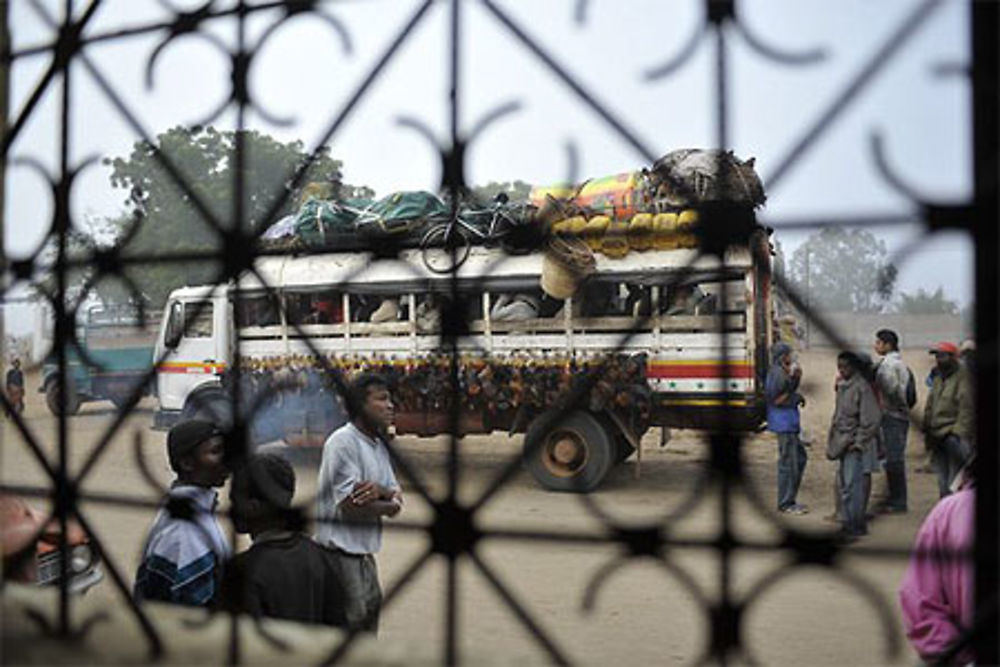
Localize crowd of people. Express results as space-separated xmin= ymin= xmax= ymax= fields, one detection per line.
xmin=766 ymin=329 xmax=978 ymax=662
xmin=134 ymin=372 xmax=402 ymax=632
xmin=766 ymin=330 xmax=974 ymax=534
xmin=125 ymin=328 xmax=979 ymax=658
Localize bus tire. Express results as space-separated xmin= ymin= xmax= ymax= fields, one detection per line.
xmin=523 ymin=410 xmax=613 ymax=492
xmin=45 ymin=381 xmax=81 ymax=416
xmin=182 ymin=390 xmax=233 ymax=430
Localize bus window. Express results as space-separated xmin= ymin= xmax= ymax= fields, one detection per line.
xmin=183 ymin=302 xmax=214 ymax=338
xmin=236 ymin=294 xmax=280 ymax=327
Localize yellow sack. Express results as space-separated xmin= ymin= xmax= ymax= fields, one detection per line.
xmin=601 ymin=220 xmax=630 ymax=258
xmin=565 ymin=215 xmax=588 ymax=237
xmin=677 ymin=209 xmax=699 ymax=249
xmin=627 ymin=213 xmax=654 ymax=251
xmin=583 ymin=215 xmax=611 ymax=250
xmin=652 ymin=212 xmax=679 ymax=250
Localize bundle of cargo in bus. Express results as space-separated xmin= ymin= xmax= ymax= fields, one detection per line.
xmin=262 ymin=148 xmax=765 ymax=259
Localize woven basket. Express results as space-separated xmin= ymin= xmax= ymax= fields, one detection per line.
xmin=541 ymin=236 xmax=596 ymax=299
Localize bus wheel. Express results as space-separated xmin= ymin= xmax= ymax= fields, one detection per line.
xmin=45 ymin=381 xmax=80 ymax=416
xmin=524 ymin=411 xmax=612 ymax=492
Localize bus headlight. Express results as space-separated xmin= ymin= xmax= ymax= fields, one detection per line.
xmin=70 ymin=545 xmax=93 ymax=573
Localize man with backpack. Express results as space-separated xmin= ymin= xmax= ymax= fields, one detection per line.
xmin=873 ymin=329 xmax=915 ymax=513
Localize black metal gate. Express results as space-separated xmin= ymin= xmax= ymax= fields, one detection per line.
xmin=1 ymin=1 xmax=996 ymax=664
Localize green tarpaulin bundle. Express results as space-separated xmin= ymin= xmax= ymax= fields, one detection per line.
xmin=293 ymin=191 xmax=449 ymax=248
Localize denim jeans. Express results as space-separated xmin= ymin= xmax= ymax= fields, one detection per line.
xmin=777 ymin=432 xmax=807 ymax=510
xmin=839 ymin=449 xmax=867 ymax=536
xmin=881 ymin=415 xmax=909 ymax=510
xmin=930 ymin=434 xmax=971 ymax=498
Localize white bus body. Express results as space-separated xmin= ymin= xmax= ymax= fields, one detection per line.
xmin=153 ymin=235 xmax=771 ymax=491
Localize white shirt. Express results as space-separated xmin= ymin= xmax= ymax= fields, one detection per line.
xmin=876 ymin=350 xmax=910 ymax=419
xmin=315 ymin=422 xmax=400 ymax=555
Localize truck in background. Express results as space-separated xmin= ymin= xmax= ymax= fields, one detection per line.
xmin=39 ymin=304 xmax=159 ymax=416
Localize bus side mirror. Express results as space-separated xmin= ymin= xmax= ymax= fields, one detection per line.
xmin=164 ymin=303 xmax=182 ymax=349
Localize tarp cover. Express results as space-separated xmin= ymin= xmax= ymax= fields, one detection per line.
xmin=293 ymin=191 xmax=448 ymax=247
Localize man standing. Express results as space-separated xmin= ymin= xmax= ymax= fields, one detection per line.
xmin=5 ymin=358 xmax=24 ymax=415
xmin=873 ymin=329 xmax=910 ymax=513
xmin=899 ymin=465 xmax=974 ymax=663
xmin=923 ymin=341 xmax=974 ymax=498
xmin=134 ymin=420 xmax=231 ymax=606
xmin=223 ymin=453 xmax=348 ymax=627
xmin=826 ymin=352 xmax=882 ymax=540
xmin=765 ymin=342 xmax=808 ymax=515
xmin=316 ymin=373 xmax=403 ymax=633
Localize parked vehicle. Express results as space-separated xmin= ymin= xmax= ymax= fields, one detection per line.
xmin=39 ymin=305 xmax=159 ymax=415
xmin=0 ymin=494 xmax=103 ymax=593
xmin=152 ymin=225 xmax=772 ymax=491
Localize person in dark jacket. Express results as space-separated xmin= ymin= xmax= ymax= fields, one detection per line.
xmin=923 ymin=341 xmax=974 ymax=498
xmin=766 ymin=342 xmax=808 ymax=514
xmin=826 ymin=352 xmax=882 ymax=540
xmin=222 ymin=453 xmax=349 ymax=627
xmin=5 ymin=358 xmax=25 ymax=415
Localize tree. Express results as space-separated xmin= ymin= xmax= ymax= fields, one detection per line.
xmin=895 ymin=287 xmax=959 ymax=315
xmin=103 ymin=126 xmax=373 ymax=306
xmin=787 ymin=227 xmax=897 ymax=313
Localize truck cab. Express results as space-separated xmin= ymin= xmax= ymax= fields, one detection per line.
xmin=153 ymin=286 xmax=233 ymax=429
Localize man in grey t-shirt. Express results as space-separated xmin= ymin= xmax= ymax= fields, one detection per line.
xmin=316 ymin=372 xmax=402 ymax=632
xmin=874 ymin=329 xmax=911 ymax=513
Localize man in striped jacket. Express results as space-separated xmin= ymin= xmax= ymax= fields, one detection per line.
xmin=134 ymin=420 xmax=231 ymax=606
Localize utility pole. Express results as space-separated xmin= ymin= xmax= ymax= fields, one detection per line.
xmin=803 ymin=245 xmax=810 ymax=349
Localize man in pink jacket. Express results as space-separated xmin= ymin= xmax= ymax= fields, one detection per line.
xmin=898 ymin=475 xmax=974 ymax=664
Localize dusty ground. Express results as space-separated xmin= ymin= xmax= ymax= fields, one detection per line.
xmin=1 ymin=348 xmax=946 ymax=665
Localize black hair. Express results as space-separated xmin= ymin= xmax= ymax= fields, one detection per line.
xmin=238 ymin=453 xmax=295 ymax=509
xmin=346 ymin=371 xmax=391 ymax=419
xmin=875 ymin=329 xmax=899 ymax=351
xmin=838 ymin=350 xmax=876 ymax=382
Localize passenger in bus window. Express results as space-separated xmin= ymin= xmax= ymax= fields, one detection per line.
xmin=369 ymin=298 xmax=400 ymax=323
xmin=416 ymin=295 xmax=441 ymax=332
xmin=663 ymin=282 xmax=716 ymax=316
xmin=624 ymin=283 xmax=651 ymax=317
xmin=491 ymin=292 xmax=541 ymax=321
xmin=314 ymin=293 xmax=343 ymax=324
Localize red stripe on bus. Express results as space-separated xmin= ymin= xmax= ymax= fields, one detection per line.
xmin=157 ymin=364 xmax=226 ymax=375
xmin=647 ymin=363 xmax=753 ymax=379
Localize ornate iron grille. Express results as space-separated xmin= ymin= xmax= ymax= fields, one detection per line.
xmin=1 ymin=1 xmax=996 ymax=665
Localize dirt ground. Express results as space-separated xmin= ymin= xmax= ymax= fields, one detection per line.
xmin=1 ymin=348 xmax=947 ymax=665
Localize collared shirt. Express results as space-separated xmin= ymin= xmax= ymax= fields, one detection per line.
xmin=315 ymin=422 xmax=400 ymax=555
xmin=899 ymin=487 xmax=975 ymax=663
xmin=134 ymin=485 xmax=231 ymax=606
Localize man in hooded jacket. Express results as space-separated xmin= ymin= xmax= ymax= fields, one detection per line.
xmin=765 ymin=342 xmax=808 ymax=514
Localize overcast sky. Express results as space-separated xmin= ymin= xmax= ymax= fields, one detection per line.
xmin=2 ymin=0 xmax=974 ymax=336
